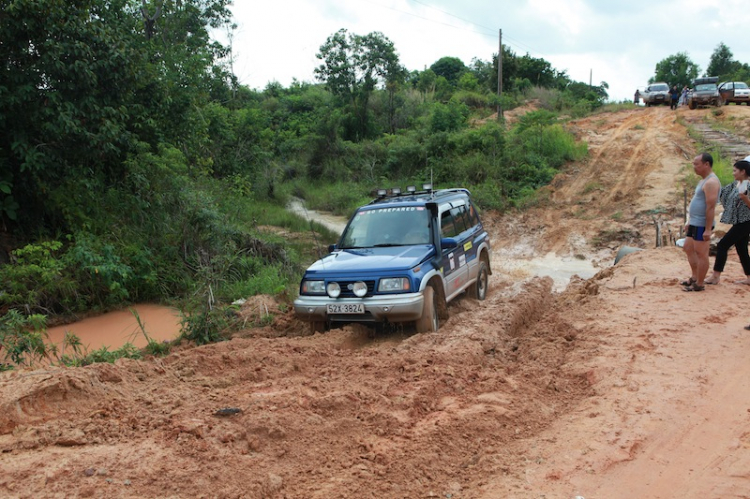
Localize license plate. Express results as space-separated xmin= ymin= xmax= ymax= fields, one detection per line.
xmin=327 ymin=303 xmax=364 ymax=314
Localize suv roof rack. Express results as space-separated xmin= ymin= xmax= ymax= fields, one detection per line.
xmin=369 ymin=186 xmax=470 ymax=205
xmin=694 ymin=76 xmax=718 ymax=85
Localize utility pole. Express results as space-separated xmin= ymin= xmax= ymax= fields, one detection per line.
xmin=497 ymin=29 xmax=503 ymax=122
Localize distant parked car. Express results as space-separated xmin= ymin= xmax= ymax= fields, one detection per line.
xmin=641 ymin=82 xmax=670 ymax=106
xmin=688 ymin=77 xmax=722 ymax=109
xmin=718 ymin=81 xmax=750 ymax=105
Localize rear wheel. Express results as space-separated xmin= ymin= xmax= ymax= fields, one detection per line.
xmin=468 ymin=261 xmax=489 ymax=300
xmin=415 ymin=286 xmax=438 ymax=333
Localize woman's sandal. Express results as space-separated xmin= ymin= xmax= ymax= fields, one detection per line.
xmin=680 ymin=277 xmax=696 ymax=286
xmin=682 ymin=283 xmax=705 ymax=292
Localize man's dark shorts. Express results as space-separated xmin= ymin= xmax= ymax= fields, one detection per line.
xmin=686 ymin=225 xmax=707 ymax=240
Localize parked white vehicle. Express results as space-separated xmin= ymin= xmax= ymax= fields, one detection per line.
xmin=718 ymin=81 xmax=750 ymax=105
xmin=641 ymin=82 xmax=670 ymax=106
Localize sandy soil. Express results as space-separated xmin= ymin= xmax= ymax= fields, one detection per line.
xmin=3 ymin=105 xmax=750 ymax=499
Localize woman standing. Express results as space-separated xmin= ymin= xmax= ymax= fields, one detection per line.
xmin=704 ymin=159 xmax=750 ymax=285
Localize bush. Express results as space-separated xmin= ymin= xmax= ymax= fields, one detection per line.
xmin=0 ymin=310 xmax=48 ymax=368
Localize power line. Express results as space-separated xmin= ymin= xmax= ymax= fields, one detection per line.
xmin=407 ymin=0 xmax=496 ymax=34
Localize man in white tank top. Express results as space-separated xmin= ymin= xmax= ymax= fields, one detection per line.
xmin=682 ymin=152 xmax=720 ymax=291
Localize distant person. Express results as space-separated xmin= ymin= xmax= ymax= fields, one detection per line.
xmin=704 ymin=160 xmax=750 ymax=285
xmin=681 ymin=152 xmax=720 ymax=291
xmin=679 ymin=85 xmax=688 ymax=106
xmin=670 ymin=85 xmax=680 ymax=109
xmin=634 ymin=89 xmax=640 ymax=105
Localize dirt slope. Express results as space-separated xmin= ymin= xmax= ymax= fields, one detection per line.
xmin=3 ymin=105 xmax=750 ymax=499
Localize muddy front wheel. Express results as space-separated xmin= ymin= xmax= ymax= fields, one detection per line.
xmin=415 ymin=286 xmax=438 ymax=333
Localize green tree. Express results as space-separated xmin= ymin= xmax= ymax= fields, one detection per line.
xmin=416 ymin=69 xmax=437 ymax=100
xmin=650 ymin=52 xmax=699 ymax=88
xmin=430 ymin=56 xmax=467 ymax=86
xmin=516 ymin=53 xmax=558 ymax=88
xmin=0 ymin=0 xmax=234 ymax=236
xmin=314 ymin=29 xmax=401 ymax=141
xmin=707 ymin=42 xmax=739 ymax=79
xmin=458 ymin=73 xmax=479 ymax=91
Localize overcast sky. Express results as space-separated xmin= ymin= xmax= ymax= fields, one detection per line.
xmin=223 ymin=0 xmax=750 ymax=102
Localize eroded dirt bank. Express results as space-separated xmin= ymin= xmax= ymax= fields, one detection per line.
xmin=3 ymin=105 xmax=750 ymax=498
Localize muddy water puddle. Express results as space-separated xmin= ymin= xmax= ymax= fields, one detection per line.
xmin=46 ymin=304 xmax=181 ymax=352
xmin=494 ymin=251 xmax=600 ymax=291
xmin=288 ymin=198 xmax=347 ymax=234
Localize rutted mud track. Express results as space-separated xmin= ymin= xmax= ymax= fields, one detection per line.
xmin=3 ymin=106 xmax=750 ymax=498
xmin=1 ymin=277 xmax=597 ymax=498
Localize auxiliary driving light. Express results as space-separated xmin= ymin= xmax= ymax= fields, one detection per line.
xmin=352 ymin=281 xmax=368 ymax=297
xmin=327 ymin=282 xmax=341 ymax=298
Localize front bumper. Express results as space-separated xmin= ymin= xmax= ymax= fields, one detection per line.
xmin=691 ymin=95 xmax=719 ymax=104
xmin=294 ymin=292 xmax=425 ymax=324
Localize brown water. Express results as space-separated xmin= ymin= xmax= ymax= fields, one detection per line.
xmin=46 ymin=304 xmax=181 ymax=352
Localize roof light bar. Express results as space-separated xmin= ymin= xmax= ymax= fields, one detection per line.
xmin=422 ymin=183 xmax=433 ymax=192
xmin=406 ymin=185 xmax=416 ymax=193
xmin=391 ymin=187 xmax=401 ymax=195
xmin=377 ymin=188 xmax=387 ymax=198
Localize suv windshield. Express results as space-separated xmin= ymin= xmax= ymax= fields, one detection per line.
xmin=651 ymin=84 xmax=668 ymax=91
xmin=736 ymin=82 xmax=749 ymax=89
xmin=340 ymin=206 xmax=431 ymax=248
xmin=695 ymin=84 xmax=717 ymax=91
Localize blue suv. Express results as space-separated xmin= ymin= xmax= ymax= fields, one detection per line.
xmin=294 ymin=186 xmax=492 ymax=333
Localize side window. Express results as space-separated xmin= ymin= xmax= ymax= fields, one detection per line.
xmin=441 ymin=210 xmax=457 ymax=238
xmin=467 ymin=202 xmax=480 ymax=227
xmin=450 ymin=206 xmax=469 ymax=234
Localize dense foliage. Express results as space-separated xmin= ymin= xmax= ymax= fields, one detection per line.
xmin=0 ymin=0 xmax=602 ymax=365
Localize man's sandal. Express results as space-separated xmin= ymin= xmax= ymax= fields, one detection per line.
xmin=680 ymin=277 xmax=696 ymax=286
xmin=682 ymin=283 xmax=705 ymax=292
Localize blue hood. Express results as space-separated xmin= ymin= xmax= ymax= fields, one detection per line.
xmin=305 ymin=245 xmax=434 ymax=275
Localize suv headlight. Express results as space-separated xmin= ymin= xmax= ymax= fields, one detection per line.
xmin=302 ymin=280 xmax=325 ymax=294
xmin=378 ymin=277 xmax=411 ymax=292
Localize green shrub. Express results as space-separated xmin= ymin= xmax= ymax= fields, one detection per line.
xmin=0 ymin=241 xmax=75 ymax=314
xmin=0 ymin=310 xmax=48 ymax=368
xmin=179 ymin=304 xmax=232 ymax=346
xmin=80 ymin=343 xmax=141 ymax=365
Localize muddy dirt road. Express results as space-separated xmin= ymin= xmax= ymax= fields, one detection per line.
xmin=3 ymin=105 xmax=750 ymax=498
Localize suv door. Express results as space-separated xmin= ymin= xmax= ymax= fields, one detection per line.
xmin=440 ymin=207 xmax=467 ymax=299
xmin=439 ymin=202 xmax=479 ymax=300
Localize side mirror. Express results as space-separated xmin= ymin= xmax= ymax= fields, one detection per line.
xmin=328 ymin=244 xmax=337 ymax=253
xmin=440 ymin=238 xmax=458 ymax=249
